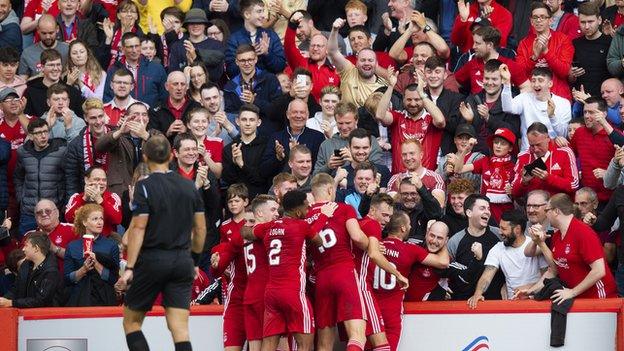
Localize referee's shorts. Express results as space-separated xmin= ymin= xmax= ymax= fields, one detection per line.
xmin=125 ymin=248 xmax=194 ymax=311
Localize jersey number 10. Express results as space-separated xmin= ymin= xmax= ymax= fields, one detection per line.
xmin=373 ymin=264 xmax=397 ymax=290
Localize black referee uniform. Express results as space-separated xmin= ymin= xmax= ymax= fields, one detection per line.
xmin=125 ymin=171 xmax=205 ymax=311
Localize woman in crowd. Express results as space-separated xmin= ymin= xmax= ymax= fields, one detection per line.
xmin=186 ymin=108 xmax=224 ymax=178
xmin=185 ymin=61 xmax=209 ymax=103
xmin=65 ymin=41 xmax=107 ymax=100
xmin=64 ymin=204 xmax=119 ymax=307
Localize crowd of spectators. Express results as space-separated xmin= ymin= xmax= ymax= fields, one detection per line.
xmin=0 ymin=0 xmax=620 ymax=336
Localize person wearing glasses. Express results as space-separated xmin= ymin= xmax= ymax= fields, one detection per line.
xmin=24 ymin=49 xmax=85 ymax=119
xmin=223 ymin=44 xmax=282 ymax=120
xmin=103 ymin=68 xmax=144 ymax=127
xmin=518 ymin=194 xmax=617 ymax=302
xmin=25 ymin=199 xmax=75 ymax=275
xmin=516 ymin=2 xmax=574 ymax=101
xmin=511 ymin=122 xmax=579 ymax=199
xmin=14 ymin=118 xmax=67 ymax=236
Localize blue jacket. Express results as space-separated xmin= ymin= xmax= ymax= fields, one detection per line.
xmin=103 ymin=57 xmax=168 ymax=107
xmin=63 ymin=235 xmax=119 ymax=297
xmin=168 ymin=36 xmax=225 ymax=82
xmin=223 ymin=68 xmax=282 ymax=117
xmin=0 ymin=136 xmax=9 ymax=210
xmin=225 ymin=27 xmax=286 ymax=78
xmin=0 ymin=10 xmax=22 ymax=54
xmin=259 ymin=127 xmax=325 ymax=180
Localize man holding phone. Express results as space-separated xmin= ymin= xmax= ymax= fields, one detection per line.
xmin=511 ymin=122 xmax=579 ymax=199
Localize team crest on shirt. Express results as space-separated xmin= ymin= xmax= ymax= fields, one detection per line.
xmin=422 ymin=268 xmax=431 ymax=278
xmin=55 ymin=237 xmax=62 ymax=245
xmin=565 ymin=244 xmax=571 ymax=255
xmin=328 ymin=77 xmax=335 ymax=84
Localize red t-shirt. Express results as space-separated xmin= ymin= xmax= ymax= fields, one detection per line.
xmin=243 ymin=240 xmax=269 ymax=304
xmin=389 ymin=110 xmax=443 ymax=172
xmin=47 ymin=223 xmax=75 ymax=274
xmin=253 ymin=217 xmax=316 ymax=291
xmin=472 ymin=156 xmax=514 ymax=203
xmin=24 ymin=0 xmax=60 ymax=20
xmin=615 ymin=13 xmax=624 ymax=29
xmin=374 ymin=237 xmax=428 ymax=302
xmin=177 ymin=166 xmax=195 ymax=180
xmin=354 ymin=216 xmax=383 ymax=287
xmin=201 ymin=136 xmax=223 ymax=163
xmin=218 ymin=218 xmax=247 ymax=306
xmin=551 ymin=218 xmax=617 ymax=299
xmin=455 ymin=56 xmax=527 ymax=94
xmin=307 ymin=202 xmax=358 ymax=273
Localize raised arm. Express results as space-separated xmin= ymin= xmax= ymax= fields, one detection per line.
xmin=328 ymin=18 xmax=351 ymax=72
xmin=417 ymin=73 xmax=445 ymax=128
xmin=374 ymin=68 xmax=397 ymax=126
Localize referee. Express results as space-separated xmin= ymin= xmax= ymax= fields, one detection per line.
xmin=116 ymin=134 xmax=207 ymax=351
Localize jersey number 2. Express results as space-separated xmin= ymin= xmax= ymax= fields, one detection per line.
xmin=268 ymin=239 xmax=282 ymax=266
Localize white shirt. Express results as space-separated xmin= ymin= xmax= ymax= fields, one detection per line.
xmin=501 ymin=84 xmax=571 ymax=151
xmin=306 ymin=112 xmax=338 ymax=137
xmin=484 ymin=237 xmax=548 ymax=298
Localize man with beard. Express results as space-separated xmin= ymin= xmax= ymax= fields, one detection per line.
xmin=329 ymin=18 xmax=388 ymax=108
xmin=336 ymin=161 xmax=378 ymax=218
xmin=445 ymin=194 xmax=503 ymax=300
xmin=375 ymin=214 xmax=449 ymax=350
xmin=103 ymin=69 xmax=143 ymax=127
xmin=375 ymin=72 xmax=446 ymax=172
xmin=148 ymin=71 xmax=201 ymax=142
xmin=346 ymin=26 xmax=397 ymax=70
xmin=19 ymin=14 xmax=69 ymax=78
xmin=458 ymin=60 xmax=521 ymax=156
xmin=467 ymin=209 xmax=548 ymax=308
xmin=341 ymin=128 xmax=389 ymax=190
xmin=285 ymin=11 xmax=341 ymax=102
xmin=65 ymin=99 xmax=111 ymax=196
xmin=543 ymin=0 xmax=581 ymax=40
xmin=393 ymin=177 xmax=443 ymax=243
xmin=0 ymin=0 xmax=21 ymax=54
xmin=455 ymin=26 xmax=529 ymax=95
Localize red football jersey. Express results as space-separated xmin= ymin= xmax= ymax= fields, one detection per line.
xmin=253 ymin=217 xmax=316 ymax=291
xmin=551 ymin=218 xmax=617 ymax=299
xmin=388 ymin=110 xmax=443 ymax=172
xmin=219 ymin=218 xmax=247 ymax=306
xmin=354 ymin=216 xmax=383 ymax=287
xmin=373 ymin=237 xmax=428 ymax=302
xmin=243 ymin=240 xmax=269 ymax=304
xmin=307 ymin=202 xmax=358 ymax=273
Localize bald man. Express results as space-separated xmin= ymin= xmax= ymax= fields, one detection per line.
xmin=19 ymin=14 xmax=69 ymax=78
xmin=260 ymin=98 xmax=325 ymax=180
xmin=573 ymin=77 xmax=624 ymax=126
xmin=148 ymin=71 xmax=201 ymax=141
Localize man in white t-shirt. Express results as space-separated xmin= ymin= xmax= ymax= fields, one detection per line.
xmin=467 ymin=209 xmax=548 ymax=308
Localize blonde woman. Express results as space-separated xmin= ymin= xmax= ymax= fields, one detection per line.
xmin=65 ymin=40 xmax=107 ymax=100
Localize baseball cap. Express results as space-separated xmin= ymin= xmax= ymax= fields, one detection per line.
xmin=455 ymin=124 xmax=477 ymax=138
xmin=0 ymin=87 xmax=19 ymax=102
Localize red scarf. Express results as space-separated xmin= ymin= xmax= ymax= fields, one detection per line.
xmin=61 ymin=18 xmax=79 ymax=42
xmin=83 ymin=126 xmax=110 ymax=171
xmin=82 ymin=71 xmax=95 ymax=92
xmin=108 ymin=27 xmax=137 ymax=68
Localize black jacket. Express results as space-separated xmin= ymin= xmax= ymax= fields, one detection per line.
xmin=148 ymin=99 xmax=201 ymax=142
xmin=462 ymin=92 xmax=521 ymax=156
xmin=64 ymin=127 xmax=88 ymax=198
xmin=433 ymin=88 xmax=465 ymax=156
xmin=5 ymin=254 xmax=62 ymax=308
xmin=222 ymin=135 xmax=270 ymax=199
xmin=170 ymin=162 xmax=221 ymax=254
xmin=24 ymin=77 xmax=85 ymax=118
xmin=441 ymin=207 xmax=468 ymax=238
